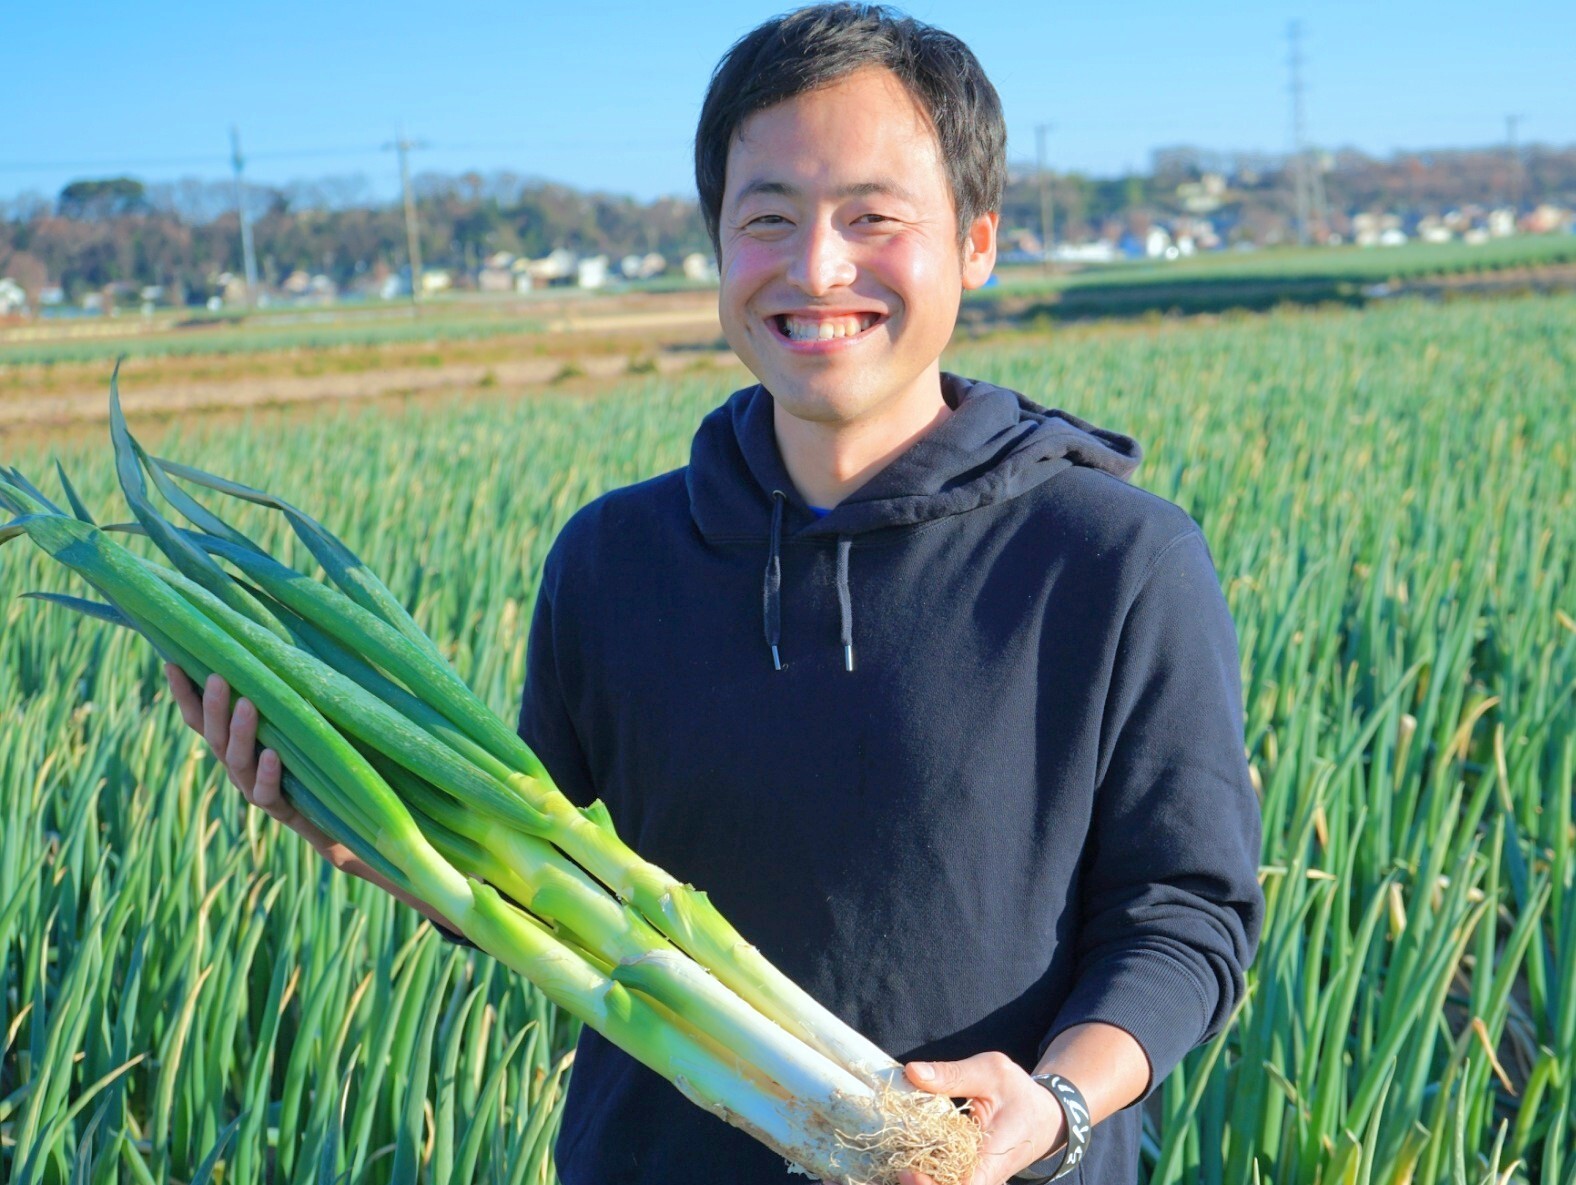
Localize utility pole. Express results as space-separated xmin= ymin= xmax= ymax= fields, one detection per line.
xmin=229 ymin=127 xmax=259 ymax=306
xmin=1287 ymin=22 xmax=1313 ymax=245
xmin=1036 ymin=123 xmax=1056 ymax=271
xmin=384 ymin=128 xmax=428 ymax=313
xmin=1506 ymin=114 xmax=1525 ymax=214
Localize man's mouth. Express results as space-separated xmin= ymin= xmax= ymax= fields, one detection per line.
xmin=771 ymin=312 xmax=885 ymax=342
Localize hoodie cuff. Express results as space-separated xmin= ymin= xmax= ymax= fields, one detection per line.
xmin=434 ymin=922 xmax=478 ymax=950
xmin=1040 ymin=949 xmax=1214 ymax=1103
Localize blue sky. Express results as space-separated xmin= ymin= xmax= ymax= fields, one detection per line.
xmin=4 ymin=0 xmax=1572 ymax=204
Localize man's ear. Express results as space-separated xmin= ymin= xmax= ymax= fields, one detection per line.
xmin=961 ymin=210 xmax=999 ymax=291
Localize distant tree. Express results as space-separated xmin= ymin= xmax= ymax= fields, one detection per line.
xmin=58 ymin=177 xmax=149 ymax=221
xmin=0 ymin=248 xmax=49 ymax=304
xmin=11 ymin=147 xmax=1567 ymax=300
xmin=1057 ymin=173 xmax=1093 ymax=241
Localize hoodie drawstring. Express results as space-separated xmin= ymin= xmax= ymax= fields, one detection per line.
xmin=836 ymin=536 xmax=855 ymax=672
xmin=761 ymin=492 xmax=856 ymax=674
xmin=764 ymin=490 xmax=785 ymax=670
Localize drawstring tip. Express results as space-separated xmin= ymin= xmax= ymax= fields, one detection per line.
xmin=844 ymin=644 xmax=855 ymax=673
xmin=771 ymin=645 xmax=782 ymax=671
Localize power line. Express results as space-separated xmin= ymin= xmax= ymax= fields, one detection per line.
xmin=0 ymin=138 xmax=692 ymax=177
xmin=0 ymin=154 xmax=231 ymax=174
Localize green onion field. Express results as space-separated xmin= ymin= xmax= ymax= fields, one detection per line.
xmin=3 ymin=292 xmax=1575 ymax=1182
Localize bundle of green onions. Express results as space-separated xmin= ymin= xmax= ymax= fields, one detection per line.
xmin=0 ymin=375 xmax=980 ymax=1185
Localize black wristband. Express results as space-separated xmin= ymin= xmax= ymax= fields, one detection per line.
xmin=1010 ymin=1073 xmax=1090 ymax=1182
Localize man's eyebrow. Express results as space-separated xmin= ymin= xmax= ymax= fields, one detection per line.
xmin=731 ymin=178 xmax=918 ymax=204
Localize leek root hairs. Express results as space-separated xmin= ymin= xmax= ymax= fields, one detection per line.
xmin=830 ymin=1085 xmax=983 ymax=1185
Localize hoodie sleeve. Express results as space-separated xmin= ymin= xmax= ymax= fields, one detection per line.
xmin=1042 ymin=529 xmax=1264 ymax=1100
xmin=515 ymin=547 xmax=599 ymax=809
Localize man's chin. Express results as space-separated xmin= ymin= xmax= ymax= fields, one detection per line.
xmin=762 ymin=383 xmax=875 ymax=427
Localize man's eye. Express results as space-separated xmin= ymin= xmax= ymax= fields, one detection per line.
xmin=747 ymin=214 xmax=789 ymax=227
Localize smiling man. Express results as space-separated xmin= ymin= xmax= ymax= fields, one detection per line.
xmin=172 ymin=5 xmax=1263 ymax=1183
xmin=517 ymin=7 xmax=1262 ymax=1182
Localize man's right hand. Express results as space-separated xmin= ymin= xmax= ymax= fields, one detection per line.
xmin=164 ymin=665 xmax=463 ymax=935
xmin=169 ymin=668 xmax=472 ymax=945
xmin=166 ymin=664 xmax=353 ymax=869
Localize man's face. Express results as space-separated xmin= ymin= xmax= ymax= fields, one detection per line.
xmin=716 ymin=67 xmax=997 ymax=429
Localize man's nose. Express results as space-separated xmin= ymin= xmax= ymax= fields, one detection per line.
xmin=786 ymin=221 xmax=857 ymax=295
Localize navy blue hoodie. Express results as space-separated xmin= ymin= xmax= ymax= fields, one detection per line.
xmin=517 ymin=374 xmax=1264 ymax=1183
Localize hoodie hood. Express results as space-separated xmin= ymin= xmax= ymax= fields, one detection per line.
xmin=688 ymin=373 xmax=1140 ymax=540
xmin=685 ymin=373 xmax=1142 ymax=671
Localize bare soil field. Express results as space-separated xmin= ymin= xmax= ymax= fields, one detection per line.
xmin=0 ymin=293 xmax=728 ymax=432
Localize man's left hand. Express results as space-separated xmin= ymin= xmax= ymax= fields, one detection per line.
xmin=896 ymin=1052 xmax=1064 ymax=1185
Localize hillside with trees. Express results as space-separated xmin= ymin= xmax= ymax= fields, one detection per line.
xmin=3 ymin=145 xmax=1574 ymax=309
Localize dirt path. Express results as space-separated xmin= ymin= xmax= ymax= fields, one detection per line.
xmin=0 ymin=348 xmax=738 ymax=431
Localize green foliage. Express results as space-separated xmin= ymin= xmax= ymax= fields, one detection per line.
xmin=1059 ymin=234 xmax=1576 ymax=286
xmin=55 ymin=178 xmax=149 ymax=222
xmin=983 ymin=235 xmax=1576 ymax=320
xmin=2 ymin=295 xmax=1575 ymax=1182
xmin=977 ymin=234 xmax=1576 ymax=321
xmin=0 ymin=310 xmax=547 ymax=368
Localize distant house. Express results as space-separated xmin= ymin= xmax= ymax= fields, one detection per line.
xmin=216 ymin=271 xmax=250 ymax=306
xmin=576 ymin=256 xmax=609 ymax=289
xmin=1001 ymin=229 xmax=1043 ymax=259
xmin=1353 ymin=211 xmax=1405 ymax=248
xmin=620 ymin=252 xmax=667 ymax=280
xmin=478 ymin=267 xmax=514 ymax=293
xmin=682 ymin=253 xmax=719 ymax=282
xmin=479 ymin=251 xmax=517 ymax=292
xmin=281 ymin=270 xmax=337 ymax=304
xmin=0 ymin=278 xmax=26 ymax=315
xmin=524 ymin=249 xmax=578 ymax=288
xmin=1525 ymin=204 xmax=1573 ymax=234
xmin=1176 ymin=173 xmax=1228 ymax=215
xmin=1050 ymin=241 xmax=1119 ymax=264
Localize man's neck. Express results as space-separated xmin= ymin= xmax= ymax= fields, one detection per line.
xmin=772 ymin=372 xmax=952 ymax=509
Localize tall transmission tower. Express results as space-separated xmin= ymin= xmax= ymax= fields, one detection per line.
xmin=384 ymin=128 xmax=428 ymax=313
xmin=229 ymin=127 xmax=260 ymax=305
xmin=1287 ymin=22 xmax=1327 ymax=244
xmin=1036 ymin=123 xmax=1056 ymax=270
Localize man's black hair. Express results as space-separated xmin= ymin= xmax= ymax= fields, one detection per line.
xmin=694 ymin=4 xmax=1006 ymax=251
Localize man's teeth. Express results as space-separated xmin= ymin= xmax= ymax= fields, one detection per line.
xmin=780 ymin=314 xmax=874 ymax=341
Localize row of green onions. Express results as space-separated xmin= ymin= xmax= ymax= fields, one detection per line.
xmin=0 ymin=374 xmax=978 ymax=1185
